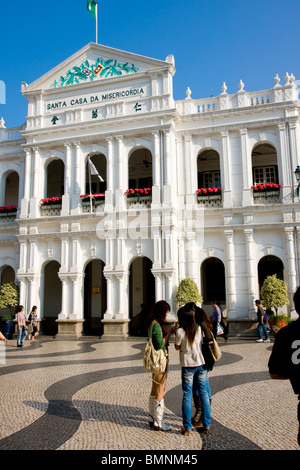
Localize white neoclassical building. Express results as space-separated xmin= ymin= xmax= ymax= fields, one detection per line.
xmin=1 ymin=42 xmax=300 ymax=339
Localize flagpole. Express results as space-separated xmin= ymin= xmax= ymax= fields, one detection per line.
xmin=88 ymin=156 xmax=93 ymax=213
xmin=95 ymin=2 xmax=98 ymax=44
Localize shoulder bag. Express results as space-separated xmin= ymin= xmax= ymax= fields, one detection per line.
xmin=143 ymin=321 xmax=168 ymax=375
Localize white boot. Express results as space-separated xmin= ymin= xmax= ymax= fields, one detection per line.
xmin=149 ymin=395 xmax=156 ymax=427
xmin=153 ymin=399 xmax=172 ymax=432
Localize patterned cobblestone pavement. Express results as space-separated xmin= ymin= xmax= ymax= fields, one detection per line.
xmin=0 ymin=336 xmax=298 ymax=452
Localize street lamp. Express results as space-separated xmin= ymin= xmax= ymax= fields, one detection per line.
xmin=295 ymin=166 xmax=300 ymax=196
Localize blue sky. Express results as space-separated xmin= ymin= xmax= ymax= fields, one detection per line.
xmin=1 ymin=0 xmax=300 ymax=128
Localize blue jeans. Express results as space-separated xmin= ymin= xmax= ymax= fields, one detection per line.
xmin=181 ymin=365 xmax=211 ymax=430
xmin=17 ymin=325 xmax=27 ymax=346
xmin=257 ymin=323 xmax=269 ymax=340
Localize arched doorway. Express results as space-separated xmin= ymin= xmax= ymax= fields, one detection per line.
xmin=46 ymin=160 xmax=64 ymax=198
xmin=201 ymin=257 xmax=226 ymax=304
xmin=129 ymin=257 xmax=155 ymax=335
xmin=0 ymin=265 xmax=15 ymax=285
xmin=84 ymin=259 xmax=107 ymax=336
xmin=258 ymin=255 xmax=284 ymax=293
xmin=43 ymin=261 xmax=62 ymax=336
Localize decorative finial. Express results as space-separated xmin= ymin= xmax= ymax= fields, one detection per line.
xmin=185 ymin=87 xmax=192 ymax=99
xmin=273 ymin=74 xmax=280 ymax=87
xmin=238 ymin=79 xmax=245 ymax=91
xmin=221 ymin=82 xmax=227 ymax=94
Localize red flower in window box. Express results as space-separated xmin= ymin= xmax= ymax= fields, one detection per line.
xmin=40 ymin=197 xmax=62 ymax=206
xmin=0 ymin=205 xmax=17 ymax=213
xmin=80 ymin=193 xmax=105 ymax=202
xmin=196 ymin=187 xmax=221 ymax=196
xmin=125 ymin=188 xmax=152 ymax=197
xmin=251 ymin=183 xmax=281 ymax=192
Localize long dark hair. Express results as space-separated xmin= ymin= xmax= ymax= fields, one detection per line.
xmin=181 ymin=308 xmax=198 ymax=346
xmin=194 ymin=306 xmax=212 ymax=330
xmin=147 ymin=300 xmax=171 ymax=327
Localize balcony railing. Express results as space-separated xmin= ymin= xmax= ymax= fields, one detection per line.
xmin=0 ymin=205 xmax=17 ymax=222
xmin=80 ymin=193 xmax=105 ymax=213
xmin=126 ymin=188 xmax=152 ymax=208
xmin=40 ymin=197 xmax=62 ymax=216
xmin=196 ymin=187 xmax=222 ymax=206
xmin=251 ymin=183 xmax=281 ymax=203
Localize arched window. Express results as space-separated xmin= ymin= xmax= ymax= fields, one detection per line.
xmin=85 ymin=153 xmax=106 ymax=195
xmin=4 ymin=171 xmax=19 ymax=206
xmin=46 ymin=160 xmax=64 ymax=198
xmin=251 ymin=143 xmax=279 ymax=186
xmin=128 ymin=148 xmax=152 ymax=189
xmin=197 ymin=149 xmax=221 ymax=189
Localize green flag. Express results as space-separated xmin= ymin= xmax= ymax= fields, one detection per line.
xmin=87 ymin=0 xmax=97 ymax=18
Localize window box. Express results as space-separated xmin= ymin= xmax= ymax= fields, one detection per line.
xmin=251 ymin=184 xmax=281 ymax=202
xmin=0 ymin=205 xmax=17 ymax=220
xmin=196 ymin=187 xmax=222 ymax=205
xmin=40 ymin=197 xmax=62 ymax=216
xmin=80 ymin=193 xmax=105 ymax=213
xmin=126 ymin=188 xmax=152 ymax=208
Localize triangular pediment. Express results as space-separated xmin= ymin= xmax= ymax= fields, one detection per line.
xmin=22 ymin=43 xmax=175 ymax=94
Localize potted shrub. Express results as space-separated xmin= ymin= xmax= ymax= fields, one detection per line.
xmin=260 ymin=274 xmax=290 ymax=329
xmin=0 ymin=282 xmax=19 ymax=339
xmin=176 ymin=277 xmax=202 ymax=308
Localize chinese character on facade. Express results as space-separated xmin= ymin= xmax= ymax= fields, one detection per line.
xmin=134 ymin=103 xmax=142 ymax=112
xmin=51 ymin=116 xmax=59 ymax=125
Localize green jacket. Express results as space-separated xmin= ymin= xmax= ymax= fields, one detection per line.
xmin=148 ymin=321 xmax=165 ymax=350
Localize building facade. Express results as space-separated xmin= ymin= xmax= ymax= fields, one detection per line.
xmin=1 ymin=43 xmax=300 ymax=338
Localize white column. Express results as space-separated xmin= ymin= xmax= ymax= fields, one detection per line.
xmin=285 ymin=227 xmax=297 ymax=316
xmin=18 ymin=279 xmax=27 ymax=310
xmin=103 ymin=275 xmax=113 ymax=318
xmin=288 ymin=122 xmax=300 ymax=198
xmin=184 ymin=135 xmax=193 ymax=195
xmin=116 ymin=136 xmax=126 ymax=210
xmin=117 ymin=136 xmax=124 ymax=190
xmin=106 ymin=137 xmax=113 ymax=191
xmin=70 ymin=275 xmax=83 ymax=319
xmin=116 ymin=274 xmax=126 ymax=318
xmin=164 ymin=130 xmax=171 ymax=185
xmin=225 ymin=230 xmax=237 ymax=317
xmin=240 ymin=128 xmax=252 ymax=206
xmin=61 ymin=143 xmax=71 ymax=216
xmin=278 ymin=124 xmax=292 ymax=201
xmin=29 ymin=148 xmax=40 ymax=218
xmin=221 ymin=131 xmax=233 ymax=208
xmin=58 ymin=277 xmax=68 ymax=319
xmin=71 ymin=141 xmax=81 ymax=214
xmin=20 ymin=149 xmax=31 ymax=217
xmin=244 ymin=229 xmax=256 ymax=317
xmin=152 ymin=131 xmax=160 ymax=187
xmin=165 ymin=272 xmax=176 ymax=319
xmin=152 ymin=273 xmax=163 ymax=302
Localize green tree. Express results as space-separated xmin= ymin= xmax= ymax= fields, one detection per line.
xmin=0 ymin=282 xmax=19 ymax=316
xmin=260 ymin=274 xmax=289 ymax=314
xmin=175 ymin=277 xmax=202 ymax=307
